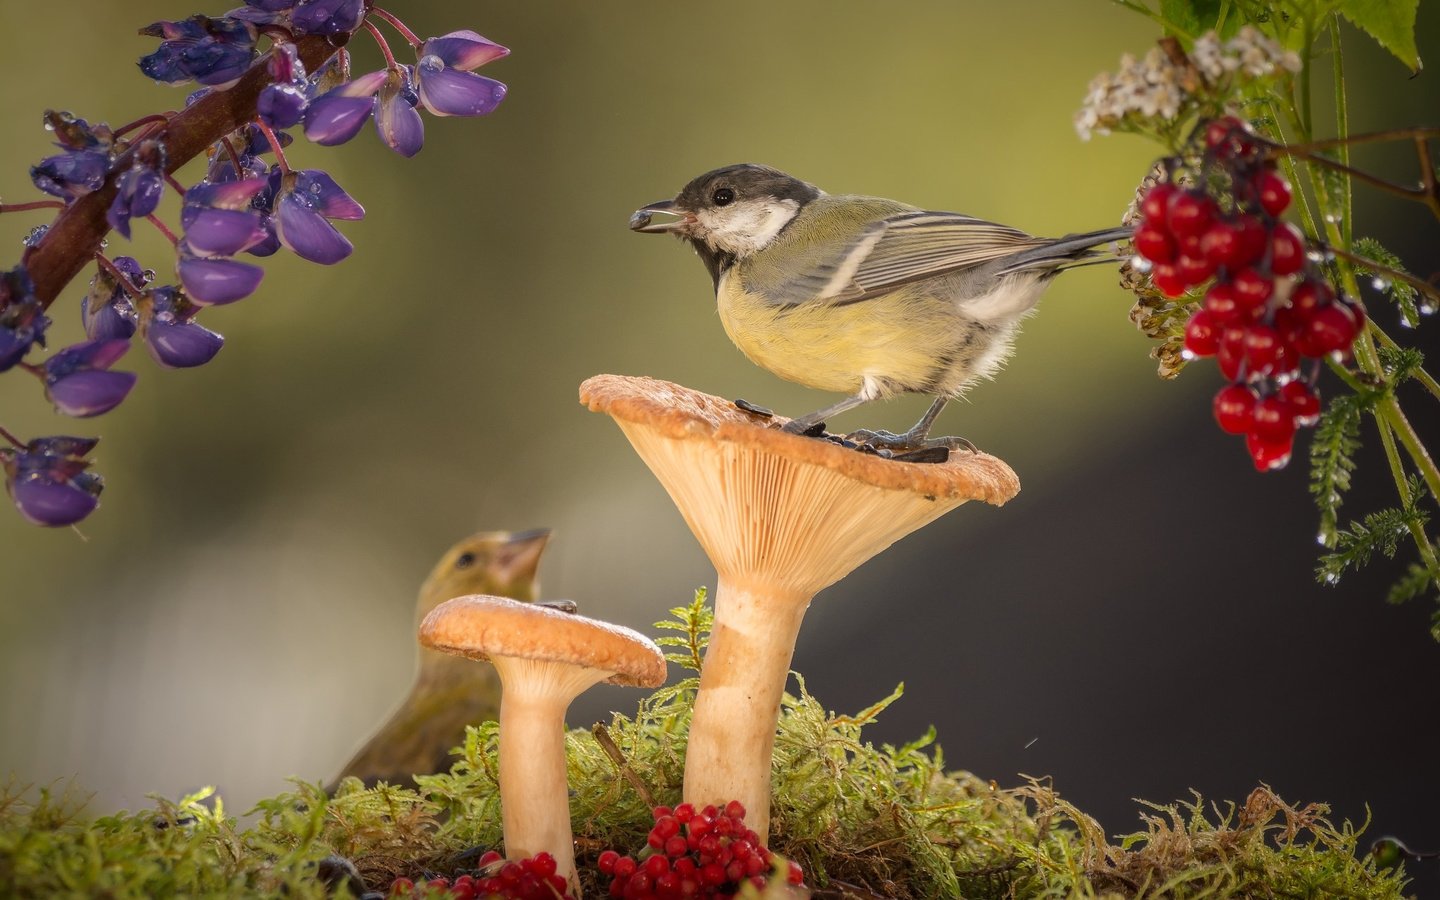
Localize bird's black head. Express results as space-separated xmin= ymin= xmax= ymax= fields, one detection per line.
xmin=629 ymin=164 xmax=822 ymax=284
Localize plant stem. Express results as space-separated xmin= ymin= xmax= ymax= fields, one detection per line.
xmin=1331 ymin=19 xmax=1352 ymax=249
xmin=0 ymin=201 xmax=65 ymax=214
xmin=113 ymin=114 xmax=172 ymax=139
xmin=1320 ymin=243 xmax=1440 ymax=307
xmin=370 ymin=7 xmax=422 ymax=48
xmin=19 ymin=33 xmax=341 ymax=311
xmin=94 ymin=253 xmax=143 ymax=298
xmin=255 ymin=121 xmax=292 ymax=175
xmin=146 ymin=215 xmax=179 ymax=247
xmin=0 ymin=425 xmax=25 ymax=448
xmin=364 ymin=20 xmax=398 ymax=69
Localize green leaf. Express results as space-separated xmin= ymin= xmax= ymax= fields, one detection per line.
xmin=1337 ymin=0 xmax=1422 ymax=72
xmin=1160 ymin=0 xmax=1225 ymax=37
xmin=1309 ymin=393 xmax=1363 ymax=548
xmin=1386 ymin=556 xmax=1439 ymax=605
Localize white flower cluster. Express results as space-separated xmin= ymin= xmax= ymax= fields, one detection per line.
xmin=1191 ymin=25 xmax=1303 ymax=81
xmin=1075 ymin=27 xmax=1302 ymax=141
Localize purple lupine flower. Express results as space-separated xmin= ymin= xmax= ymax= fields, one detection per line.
xmin=106 ymin=141 xmax=167 ymax=239
xmin=42 ymin=340 xmax=137 ymax=418
xmin=413 ymin=31 xmax=509 ymax=117
xmin=81 ymin=257 xmax=144 ymax=341
xmin=1 ymin=267 xmax=50 ymax=373
xmin=231 ymin=0 xmax=362 ymax=36
xmin=257 ymin=43 xmax=309 ymax=129
xmin=139 ymin=15 xmax=258 ymax=88
xmin=31 ymin=148 xmax=111 ymax=200
xmin=140 ymin=286 xmax=224 ymax=368
xmin=376 ymin=67 xmax=424 ymax=157
xmin=176 ymin=250 xmax=264 ymax=305
xmin=1 ymin=437 xmax=103 ymax=527
xmin=303 ymin=69 xmax=386 ymax=146
xmin=180 ymin=178 xmax=270 ymax=256
xmin=272 ymin=169 xmax=364 ymax=264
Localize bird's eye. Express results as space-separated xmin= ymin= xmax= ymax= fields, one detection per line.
xmin=455 ymin=551 xmax=476 ymax=569
xmin=712 ymin=187 xmax=735 ymax=207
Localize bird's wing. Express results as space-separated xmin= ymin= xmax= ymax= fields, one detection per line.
xmin=770 ymin=212 xmax=1050 ymax=307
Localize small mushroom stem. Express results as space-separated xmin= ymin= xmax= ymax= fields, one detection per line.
xmin=684 ymin=576 xmax=809 ymax=841
xmin=494 ymin=659 xmax=607 ymax=898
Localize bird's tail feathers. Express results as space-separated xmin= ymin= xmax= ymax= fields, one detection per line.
xmin=996 ymin=226 xmax=1134 ymax=276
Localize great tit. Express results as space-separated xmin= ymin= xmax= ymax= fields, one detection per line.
xmin=629 ymin=164 xmax=1131 ymax=451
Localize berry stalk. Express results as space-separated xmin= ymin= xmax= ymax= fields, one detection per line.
xmin=20 ymin=32 xmax=341 ymax=310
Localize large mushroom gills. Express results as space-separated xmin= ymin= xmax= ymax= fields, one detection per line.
xmin=581 ymin=374 xmax=1020 ymax=841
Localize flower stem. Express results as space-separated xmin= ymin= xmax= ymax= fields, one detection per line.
xmin=20 ymin=34 xmax=340 ymax=310
xmin=113 ymin=113 xmax=172 ymax=139
xmin=1320 ymin=242 xmax=1440 ymax=306
xmin=0 ymin=200 xmax=65 ymax=214
xmin=0 ymin=425 xmax=25 ymax=449
xmin=370 ymin=7 xmax=422 ymax=49
xmin=255 ymin=121 xmax=292 ymax=175
xmin=164 ymin=173 xmax=187 ymax=197
xmin=146 ymin=215 xmax=179 ymax=247
xmin=94 ymin=253 xmax=143 ymax=298
xmin=364 ymin=19 xmax=398 ymax=69
xmin=219 ymin=137 xmax=245 ymax=178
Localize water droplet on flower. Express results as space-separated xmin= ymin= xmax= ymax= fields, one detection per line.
xmin=22 ymin=224 xmax=49 ymax=247
xmin=1316 ymin=532 xmax=1328 ymax=545
xmin=1322 ymin=571 xmax=1340 ymax=585
xmin=418 ymin=53 xmax=444 ymax=74
xmin=1371 ymin=277 xmax=1390 ymax=291
xmin=141 ymin=269 xmax=157 ymax=284
xmin=1418 ymin=300 xmax=1436 ymax=316
xmin=1399 ymin=310 xmax=1417 ymax=328
xmin=1323 ymin=213 xmax=1340 ymax=224
xmin=99 ymin=238 xmax=108 ymax=249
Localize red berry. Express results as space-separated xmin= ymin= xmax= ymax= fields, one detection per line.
xmin=1279 ymin=381 xmax=1321 ymax=426
xmin=1243 ymin=323 xmax=1284 ymax=375
xmin=1231 ymin=267 xmax=1275 ymax=308
xmin=426 ymin=877 xmax=449 ymax=891
xmin=644 ymin=854 xmax=671 ymax=879
xmin=1151 ymin=263 xmax=1188 ymax=298
xmin=699 ymin=862 xmax=726 ymax=886
xmin=628 ymin=872 xmax=652 ymax=893
xmin=598 ymin=850 xmax=621 ymax=875
xmin=654 ymin=872 xmax=679 ymax=896
xmin=1288 ymin=278 xmax=1332 ymax=318
xmin=1183 ymin=309 xmax=1220 ymax=357
xmin=499 ymin=862 xmax=522 ymax=885
xmin=1176 ymin=253 xmax=1216 ymax=286
xmin=1204 ymin=116 xmax=1256 ymax=160
xmin=1246 ymin=431 xmax=1294 ymax=472
xmin=1203 ymin=282 xmax=1244 ymax=325
xmin=1304 ymin=303 xmax=1360 ymax=355
xmin=389 ymin=877 xmax=415 ymax=897
xmin=664 ymin=836 xmax=688 ymax=858
xmin=1217 ymin=325 xmax=1247 ymax=380
xmin=1269 ymin=222 xmax=1306 ymax=275
xmin=673 ymin=858 xmax=697 ymax=877
xmin=1133 ymin=223 xmax=1176 ymax=263
xmin=1256 ymin=169 xmax=1292 ymax=216
xmin=673 ymin=804 xmax=695 ymax=823
xmin=1167 ymin=190 xmax=1216 ymax=237
xmin=1251 ymin=395 xmax=1297 ymax=443
xmin=613 ymin=856 xmax=638 ymax=879
xmin=1140 ymin=182 xmax=1178 ymax=221
xmin=652 ymin=806 xmax=672 ymax=819
xmin=726 ymin=861 xmax=746 ymax=883
xmin=787 ymin=859 xmax=805 ymax=885
xmin=1213 ymin=384 xmax=1258 ymax=435
xmin=723 ymin=800 xmax=746 ymax=821
xmin=529 ymin=852 xmax=557 ymax=879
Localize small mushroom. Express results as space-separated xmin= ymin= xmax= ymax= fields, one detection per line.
xmin=419 ymin=594 xmax=666 ymax=897
xmin=581 ymin=374 xmax=1019 ymax=840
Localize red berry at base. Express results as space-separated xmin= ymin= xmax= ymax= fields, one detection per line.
xmin=1167 ymin=190 xmax=1216 ymax=236
xmin=1150 ymin=263 xmax=1188 ymax=298
xmin=1256 ymin=168 xmax=1292 ymax=216
xmin=1217 ymin=325 xmax=1247 ymax=380
xmin=1141 ymin=182 xmax=1178 ymax=221
xmin=1176 ymin=253 xmax=1215 ymax=286
xmin=1213 ymin=384 xmax=1257 ymax=434
xmin=1288 ymin=278 xmax=1332 ymax=317
xmin=1183 ymin=309 xmax=1220 ymax=356
xmin=598 ymin=850 xmax=620 ymax=875
xmin=1269 ymin=222 xmax=1306 ymax=275
xmin=613 ymin=856 xmax=637 ymax=879
xmin=1251 ymin=395 xmax=1297 ymax=444
xmin=1246 ymin=431 xmax=1294 ymax=471
xmin=1203 ymin=281 xmax=1247 ymax=325
xmin=1279 ymin=381 xmax=1321 ymax=425
xmin=1134 ymin=224 xmax=1175 ymax=263
xmin=1243 ymin=323 xmax=1284 ymax=375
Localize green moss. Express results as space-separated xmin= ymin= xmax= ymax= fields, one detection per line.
xmin=0 ymin=594 xmax=1413 ymax=899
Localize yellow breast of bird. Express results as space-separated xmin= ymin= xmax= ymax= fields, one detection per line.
xmin=716 ymin=273 xmax=975 ymax=397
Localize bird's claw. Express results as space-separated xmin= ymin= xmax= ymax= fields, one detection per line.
xmin=846 ymin=428 xmax=977 ymax=457
xmin=781 ymin=419 xmax=827 ymax=437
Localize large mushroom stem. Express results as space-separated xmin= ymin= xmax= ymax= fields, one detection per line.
xmin=582 ymin=375 xmax=1020 ymax=842
xmin=491 ymin=658 xmax=608 ymax=896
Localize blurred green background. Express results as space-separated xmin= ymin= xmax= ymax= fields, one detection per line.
xmin=1 ymin=0 xmax=1437 ymax=877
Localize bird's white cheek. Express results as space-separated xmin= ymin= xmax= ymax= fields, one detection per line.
xmin=699 ymin=200 xmax=800 ymax=256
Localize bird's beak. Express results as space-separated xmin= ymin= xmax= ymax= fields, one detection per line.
xmin=629 ymin=199 xmax=692 ymax=234
xmin=496 ymin=527 xmax=551 ymax=585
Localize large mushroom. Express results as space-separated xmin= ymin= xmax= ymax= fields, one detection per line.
xmin=419 ymin=595 xmax=666 ymax=897
xmin=581 ymin=374 xmax=1019 ymax=841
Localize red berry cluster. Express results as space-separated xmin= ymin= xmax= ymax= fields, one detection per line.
xmin=388 ymin=851 xmax=574 ymax=900
xmin=1132 ymin=116 xmax=1366 ymax=470
xmin=598 ymin=801 xmax=804 ymax=898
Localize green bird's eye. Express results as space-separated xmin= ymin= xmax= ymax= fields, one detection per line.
xmin=712 ymin=187 xmax=735 ymax=206
xmin=455 ymin=551 xmax=476 ymax=569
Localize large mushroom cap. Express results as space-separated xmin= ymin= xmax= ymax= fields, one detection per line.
xmin=420 ymin=594 xmax=666 ymax=688
xmin=581 ymin=374 xmax=1020 ymax=595
xmin=581 ymin=375 xmax=1019 ymax=503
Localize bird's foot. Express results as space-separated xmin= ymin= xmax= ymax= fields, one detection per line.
xmin=846 ymin=428 xmax=977 ymax=458
xmin=733 ymin=398 xmax=774 ymax=418
xmin=780 ymin=418 xmax=828 ymax=437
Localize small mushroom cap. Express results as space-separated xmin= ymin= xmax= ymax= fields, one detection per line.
xmin=580 ymin=374 xmax=1019 ymax=503
xmin=419 ymin=594 xmax=667 ymax=688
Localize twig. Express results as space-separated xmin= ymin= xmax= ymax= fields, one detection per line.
xmin=1319 ymin=242 xmax=1440 ymax=306
xmin=0 ymin=200 xmax=65 ymax=214
xmin=590 ymin=723 xmax=655 ymax=809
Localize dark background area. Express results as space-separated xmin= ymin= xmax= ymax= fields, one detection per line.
xmin=1 ymin=2 xmax=1437 ymax=894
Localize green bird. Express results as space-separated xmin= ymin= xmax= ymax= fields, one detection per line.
xmin=630 ymin=164 xmax=1130 ymax=451
xmin=333 ymin=528 xmax=551 ymax=789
